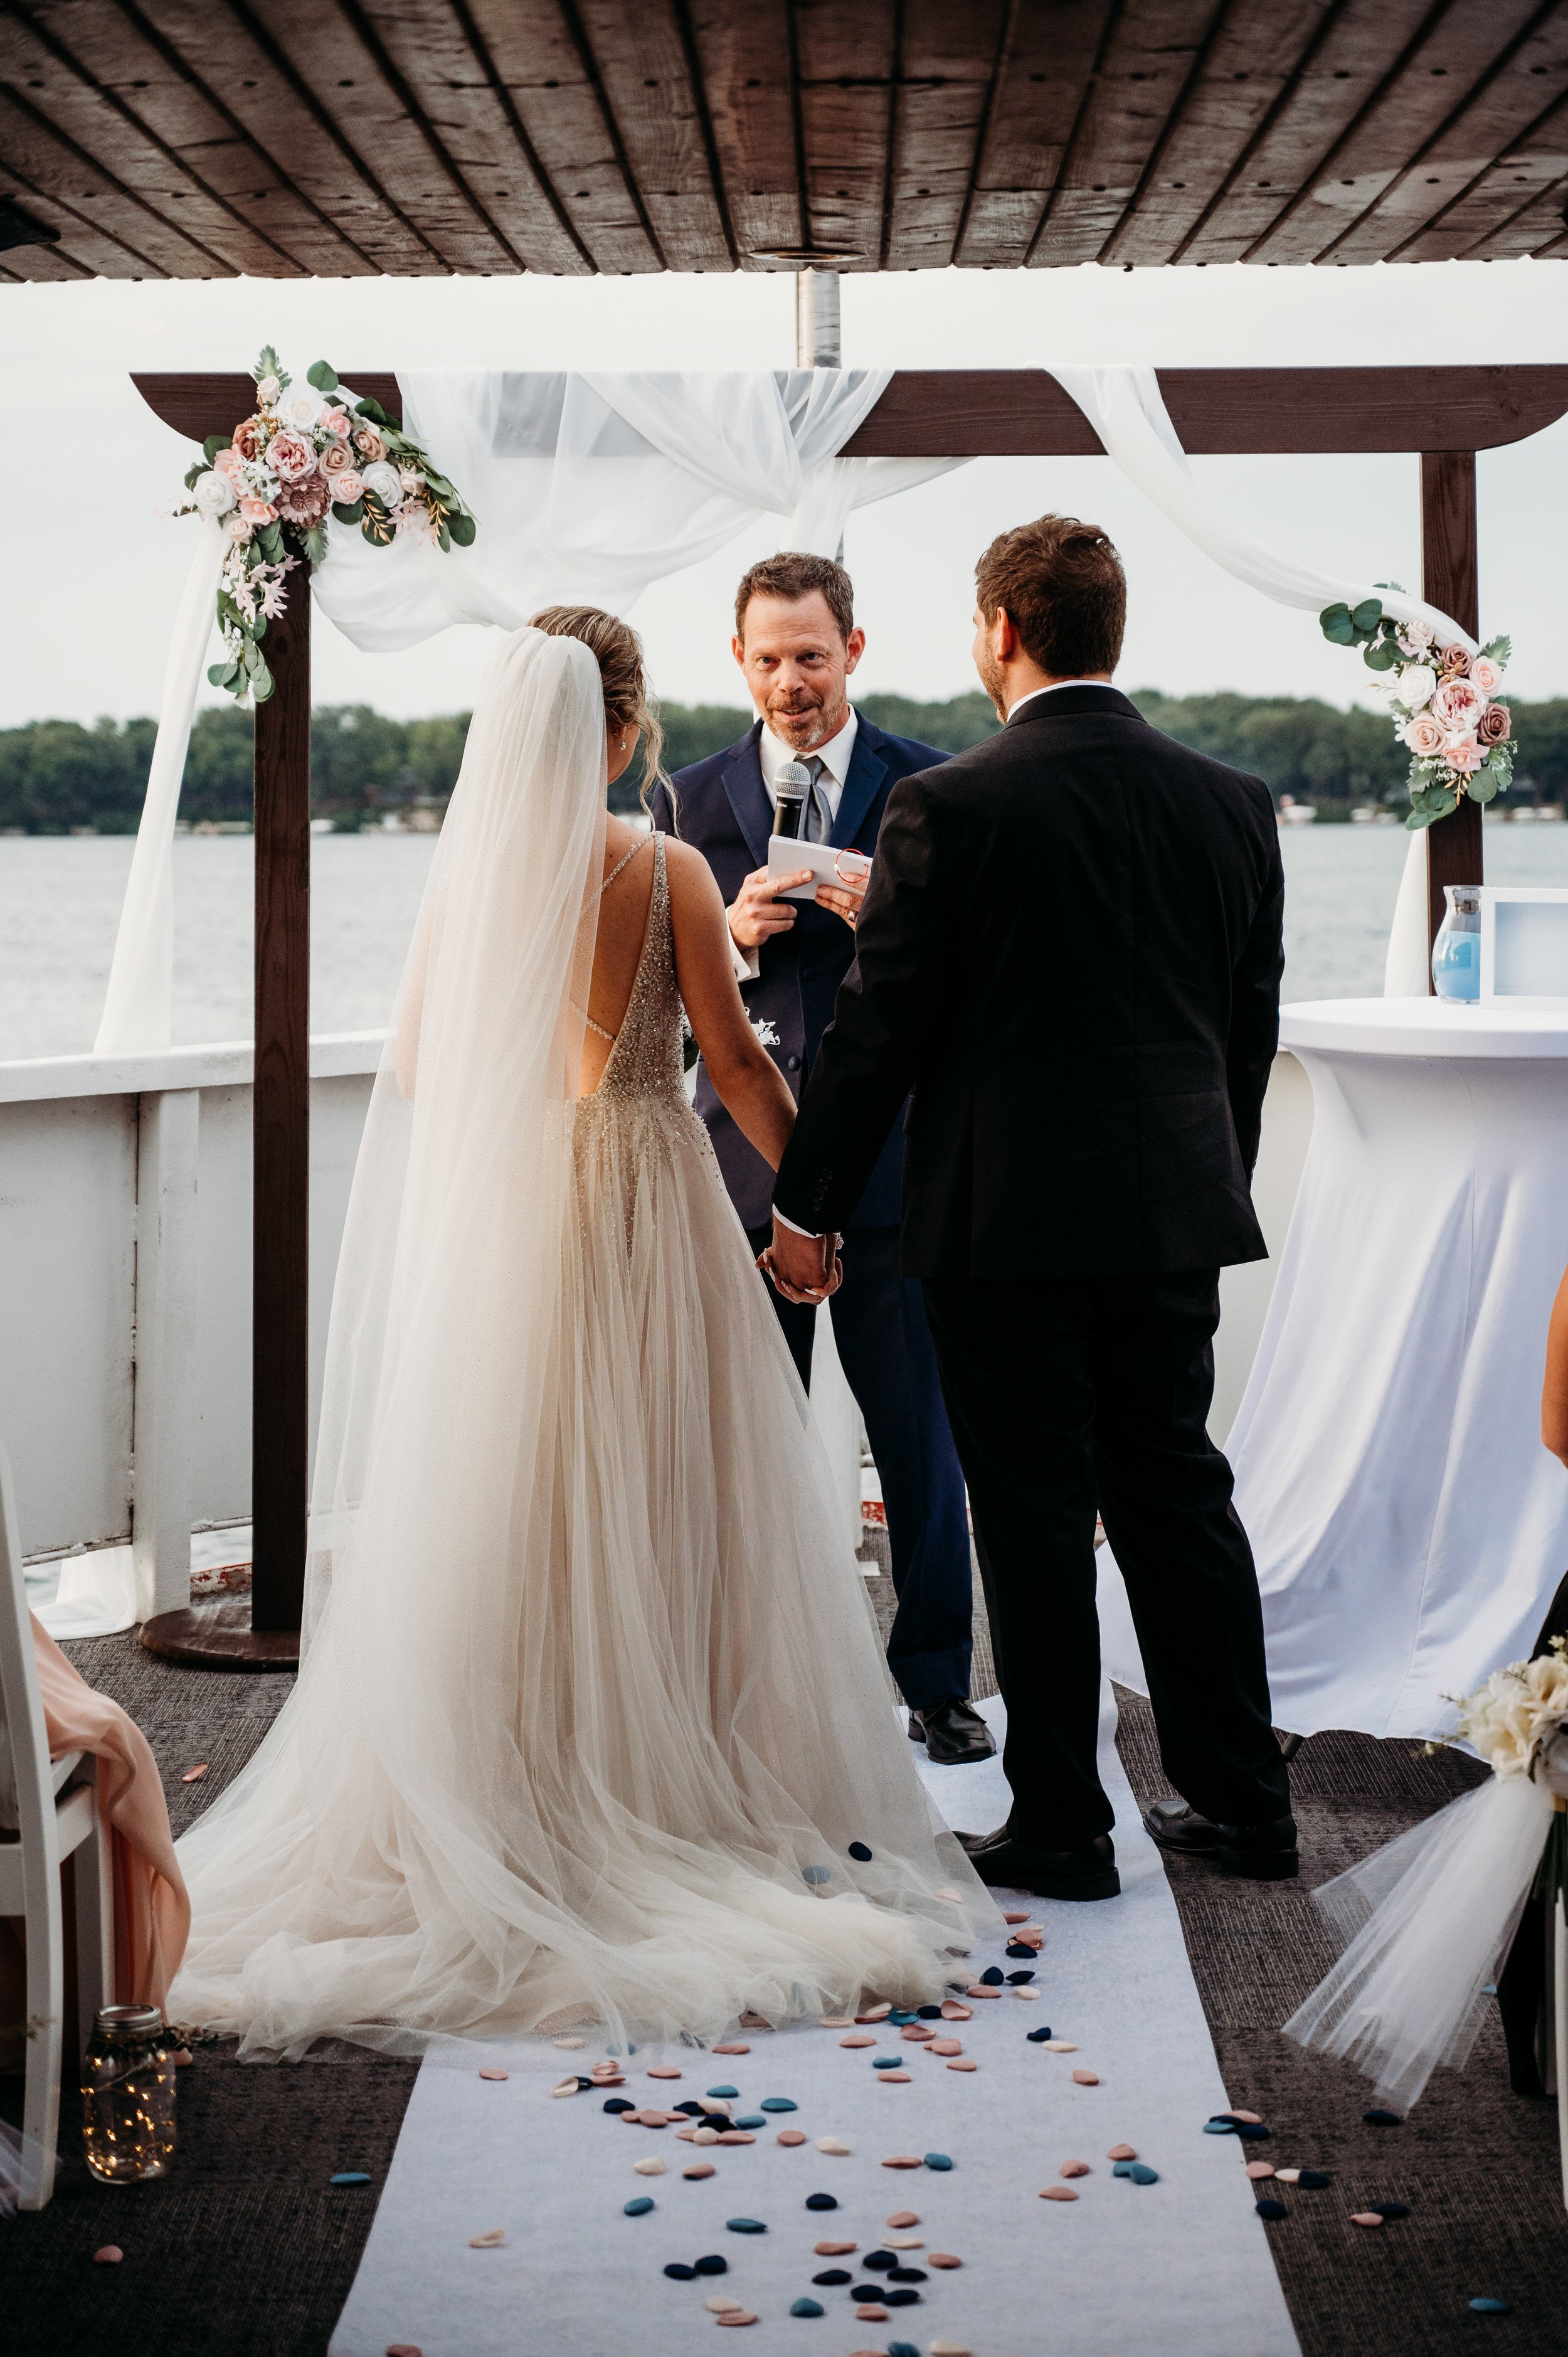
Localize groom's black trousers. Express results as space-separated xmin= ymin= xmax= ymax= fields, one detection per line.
xmin=921 ymin=1268 xmax=1290 ymax=1846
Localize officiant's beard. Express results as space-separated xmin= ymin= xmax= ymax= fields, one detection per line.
xmin=764 ymin=682 xmax=848 ymax=753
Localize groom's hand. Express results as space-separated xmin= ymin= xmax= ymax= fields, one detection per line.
xmin=762 ymin=1216 xmax=842 ymax=1304
xmin=729 ymin=866 xmax=812 ymax=950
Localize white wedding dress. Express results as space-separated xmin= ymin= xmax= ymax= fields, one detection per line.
xmin=170 ymin=627 xmax=988 ymax=2059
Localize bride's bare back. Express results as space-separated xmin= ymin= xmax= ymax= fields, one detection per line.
xmin=576 ymin=812 xmax=798 ymax=1176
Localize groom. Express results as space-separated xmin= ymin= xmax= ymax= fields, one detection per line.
xmin=652 ymin=553 xmax=991 ymax=1767
xmin=770 ymin=514 xmax=1296 ymax=1900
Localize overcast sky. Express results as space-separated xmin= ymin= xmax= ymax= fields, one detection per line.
xmin=3 ymin=258 xmax=1565 ymax=728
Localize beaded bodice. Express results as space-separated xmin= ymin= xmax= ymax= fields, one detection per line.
xmin=586 ymin=832 xmax=687 ymax=1105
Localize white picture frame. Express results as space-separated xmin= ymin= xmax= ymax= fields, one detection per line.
xmin=1479 ymin=885 xmax=1568 ymax=1006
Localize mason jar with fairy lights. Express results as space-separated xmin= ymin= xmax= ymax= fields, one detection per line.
xmin=81 ymin=2004 xmax=177 ymax=2183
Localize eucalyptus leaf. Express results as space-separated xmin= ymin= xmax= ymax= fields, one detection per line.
xmin=331 ymin=498 xmax=365 ymax=524
xmin=1471 ymin=775 xmax=1498 ymax=804
xmin=354 ymin=395 xmax=390 ymax=426
xmin=1406 ymin=806 xmax=1439 ymax=831
xmin=306 ymin=359 xmax=340 ymax=393
xmin=1320 ymin=602 xmax=1353 ymax=643
xmin=1364 ymin=641 xmax=1397 ymax=671
xmin=251 ymin=657 xmax=274 ymax=702
xmin=448 ymin=511 xmax=477 ymax=547
xmin=207 ymin=661 xmax=233 ymax=688
xmin=303 ymin=524 xmax=329 ymax=566
xmin=1351 ymin=597 xmax=1384 ymax=634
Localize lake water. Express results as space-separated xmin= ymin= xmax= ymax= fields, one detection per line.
xmin=4 ymin=824 xmax=1568 ymax=1063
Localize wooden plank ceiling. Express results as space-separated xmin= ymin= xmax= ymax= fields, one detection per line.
xmin=3 ymin=0 xmax=1567 ymax=284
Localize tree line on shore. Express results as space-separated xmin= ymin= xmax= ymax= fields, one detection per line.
xmin=3 ymin=689 xmax=1566 ymax=834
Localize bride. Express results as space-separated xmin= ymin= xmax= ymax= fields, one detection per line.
xmin=170 ymin=612 xmax=989 ymax=2058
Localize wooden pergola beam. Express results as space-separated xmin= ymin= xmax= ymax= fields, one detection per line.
xmin=134 ymin=360 xmax=1562 ymax=1659
xmin=134 ymin=364 xmax=1568 ymax=457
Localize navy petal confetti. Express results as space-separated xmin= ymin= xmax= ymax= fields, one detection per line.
xmin=805 ymin=2193 xmax=839 ymax=2211
xmin=624 ymin=2197 xmax=654 ymax=2216
xmin=848 ymin=1842 xmax=873 ymax=1861
xmin=1255 ymin=2198 xmax=1287 ymax=2221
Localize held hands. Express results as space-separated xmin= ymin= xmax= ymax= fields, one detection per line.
xmin=813 ymin=876 xmax=866 ymax=932
xmin=760 ymin=1216 xmax=844 ymax=1306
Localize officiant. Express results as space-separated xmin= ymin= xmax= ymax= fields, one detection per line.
xmin=651 ymin=555 xmax=990 ymax=1768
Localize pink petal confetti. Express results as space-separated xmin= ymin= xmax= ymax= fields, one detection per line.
xmin=1059 ymin=2159 xmax=1091 ymax=2178
xmin=1224 ymin=2109 xmax=1265 ymax=2124
xmin=855 ymin=2306 xmax=890 ymax=2323
xmin=878 ymin=2069 xmax=912 ymax=2082
xmin=468 ymin=2228 xmax=507 ymax=2248
xmin=93 ymin=2245 xmax=123 ymax=2264
xmin=856 ymin=2003 xmax=893 ymax=2023
xmin=840 ymin=2033 xmax=877 ymax=2048
xmin=1040 ymin=2186 xmax=1079 ymax=2202
xmin=884 ymin=2211 xmax=919 ymax=2227
xmin=1002 ymin=1910 xmax=1031 ymax=1924
xmin=775 ymin=2129 xmax=807 ymax=2146
xmin=386 ymin=2346 xmax=423 ymax=2356
xmin=946 ymin=2059 xmax=977 ymax=2073
xmin=1071 ymin=2068 xmax=1100 ymax=2085
xmin=712 ymin=2043 xmax=750 ymax=2055
xmin=684 ymin=2161 xmax=716 ymax=2179
xmin=477 ymin=2067 xmax=509 ymax=2082
xmin=1246 ymin=2161 xmax=1276 ymax=2180
xmin=179 ymin=1765 xmax=208 ymax=1783
xmin=645 ymin=2065 xmax=682 ymax=2079
xmin=1350 ymin=2211 xmax=1385 ymax=2228
xmin=1107 ymin=2144 xmax=1136 ymax=2161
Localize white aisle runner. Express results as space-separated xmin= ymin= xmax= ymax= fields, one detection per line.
xmin=331 ymin=1695 xmax=1298 ymax=2357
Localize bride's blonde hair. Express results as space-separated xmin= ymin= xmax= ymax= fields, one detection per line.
xmin=527 ymin=605 xmax=667 ymax=813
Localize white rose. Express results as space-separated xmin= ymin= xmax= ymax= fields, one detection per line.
xmin=281 ymin=389 xmax=322 ymax=432
xmin=399 ymin=466 xmax=426 ymax=495
xmin=1394 ymin=664 xmax=1438 ymax=710
xmin=192 ymin=468 xmax=237 ymax=518
xmin=361 ymin=459 xmax=405 ymax=508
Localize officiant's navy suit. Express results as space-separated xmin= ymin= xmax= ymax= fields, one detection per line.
xmin=650 ymin=713 xmax=975 ymax=1716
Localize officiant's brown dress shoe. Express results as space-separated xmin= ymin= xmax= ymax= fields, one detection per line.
xmin=1143 ymin=1797 xmax=1300 ymax=1880
xmin=955 ymin=1826 xmax=1120 ymax=1901
xmin=907 ymin=1700 xmax=995 ymax=1766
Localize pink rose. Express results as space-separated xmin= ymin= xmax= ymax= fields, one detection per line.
xmin=232 ymin=417 xmax=262 ymax=460
xmin=320 ymin=439 xmax=353 ymax=476
xmin=256 ymin=375 xmax=281 ymax=408
xmin=1440 ymin=644 xmax=1471 ymax=677
xmin=1404 ymin=711 xmax=1446 ymax=758
xmin=320 ymin=405 xmax=350 ymax=437
xmin=214 ymin=445 xmax=241 ymax=480
xmin=268 ymin=432 xmax=317 ymax=484
xmin=354 ymin=424 xmax=386 ymax=463
xmin=1471 ymin=656 xmax=1503 ymax=694
xmin=238 ymin=494 xmax=276 ymax=524
xmin=1477 ymin=702 xmax=1512 ymax=745
xmin=1445 ymin=737 xmax=1483 ymax=775
xmin=332 ymin=469 xmax=364 ymax=505
xmin=1431 ymin=677 xmax=1484 ymax=733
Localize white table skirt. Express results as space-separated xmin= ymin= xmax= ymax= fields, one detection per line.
xmin=1100 ymin=999 xmax=1568 ymax=1743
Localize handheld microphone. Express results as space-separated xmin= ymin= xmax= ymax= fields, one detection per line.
xmin=772 ymin=760 xmax=812 ymax=841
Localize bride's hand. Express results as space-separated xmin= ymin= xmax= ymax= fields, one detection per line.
xmin=760 ymin=1223 xmax=842 ymax=1305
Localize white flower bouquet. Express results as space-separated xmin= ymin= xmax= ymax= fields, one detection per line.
xmin=174 ymin=346 xmax=476 ymax=705
xmin=1318 ymin=592 xmax=1513 ymax=831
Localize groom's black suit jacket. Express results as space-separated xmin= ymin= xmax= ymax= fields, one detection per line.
xmin=773 ymin=684 xmax=1283 ymax=1279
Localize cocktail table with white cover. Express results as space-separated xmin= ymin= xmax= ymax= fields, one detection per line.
xmin=1221 ymin=998 xmax=1568 ymax=1741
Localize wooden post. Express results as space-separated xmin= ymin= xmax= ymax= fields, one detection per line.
xmin=1421 ymin=451 xmax=1483 ymax=973
xmin=250 ymin=581 xmax=311 ymax=1639
xmin=139 ymin=580 xmax=312 ymax=1671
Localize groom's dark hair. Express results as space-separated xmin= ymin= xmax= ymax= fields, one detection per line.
xmin=975 ymin=515 xmax=1125 ymax=677
xmin=734 ymin=552 xmax=855 ymax=644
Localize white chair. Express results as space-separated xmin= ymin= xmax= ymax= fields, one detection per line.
xmin=0 ymin=1443 xmax=113 ymax=2210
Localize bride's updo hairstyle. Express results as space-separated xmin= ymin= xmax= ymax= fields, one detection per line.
xmin=527 ymin=605 xmax=667 ymax=812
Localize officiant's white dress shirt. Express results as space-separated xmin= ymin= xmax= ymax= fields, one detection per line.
xmin=728 ymin=707 xmax=860 ymax=982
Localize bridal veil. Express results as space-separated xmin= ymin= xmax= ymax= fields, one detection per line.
xmin=171 ymin=627 xmax=987 ymax=2058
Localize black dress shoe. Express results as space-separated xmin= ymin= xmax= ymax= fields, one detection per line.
xmin=955 ymin=1824 xmax=1120 ymax=1901
xmin=1143 ymin=1797 xmax=1300 ymax=1881
xmin=906 ymin=1699 xmax=996 ymax=1766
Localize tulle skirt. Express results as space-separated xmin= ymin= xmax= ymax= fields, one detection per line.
xmin=170 ymin=1087 xmax=989 ymax=2058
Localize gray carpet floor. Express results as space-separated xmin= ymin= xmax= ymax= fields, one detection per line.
xmin=3 ymin=1562 xmax=1562 ymax=2356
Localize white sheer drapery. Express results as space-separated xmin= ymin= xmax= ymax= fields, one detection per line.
xmin=95 ymin=371 xmax=961 ymax=1054
xmin=1046 ymin=366 xmax=1476 ymax=1001
xmin=92 ymin=517 xmax=226 ymax=1056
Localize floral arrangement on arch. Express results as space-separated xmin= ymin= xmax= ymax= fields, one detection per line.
xmin=176 ymin=346 xmax=476 ymax=705
xmin=1319 ymin=592 xmax=1513 ymax=831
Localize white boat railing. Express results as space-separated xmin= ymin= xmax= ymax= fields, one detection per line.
xmin=0 ymin=1033 xmax=384 ymax=1618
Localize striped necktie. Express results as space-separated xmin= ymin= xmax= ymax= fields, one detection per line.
xmin=804 ymin=755 xmax=831 ymax=844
